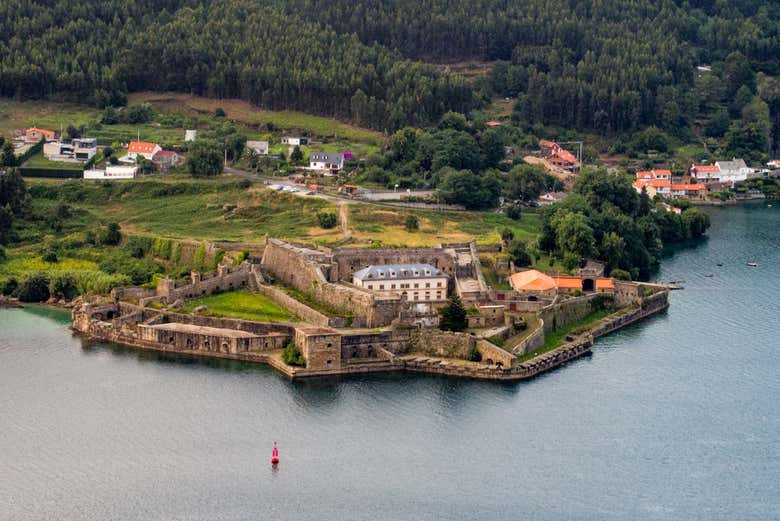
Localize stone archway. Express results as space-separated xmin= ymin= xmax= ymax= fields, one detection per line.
xmin=582 ymin=278 xmax=595 ymax=292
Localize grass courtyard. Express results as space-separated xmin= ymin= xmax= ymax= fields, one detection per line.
xmin=181 ymin=289 xmax=297 ymax=322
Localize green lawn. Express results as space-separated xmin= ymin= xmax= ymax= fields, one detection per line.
xmin=181 ymin=289 xmax=297 ymax=322
xmin=22 ymin=151 xmax=83 ymax=170
xmin=517 ymin=308 xmax=612 ymax=363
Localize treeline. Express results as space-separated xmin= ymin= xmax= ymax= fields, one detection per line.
xmin=0 ymin=0 xmax=478 ymax=131
xmin=267 ymin=0 xmax=780 ymax=136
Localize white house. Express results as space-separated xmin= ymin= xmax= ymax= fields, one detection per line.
xmin=127 ymin=141 xmax=162 ymax=161
xmin=715 ymin=159 xmax=752 ymax=183
xmin=281 ymin=137 xmax=308 ymax=146
xmin=309 ymin=152 xmax=344 ymax=171
xmin=84 ymin=165 xmax=138 ymax=180
xmin=43 ymin=138 xmax=97 ymax=162
xmin=352 ymin=264 xmax=448 ymax=303
xmin=246 ymin=140 xmax=269 ymax=155
xmin=185 ymin=130 xmax=197 ymax=142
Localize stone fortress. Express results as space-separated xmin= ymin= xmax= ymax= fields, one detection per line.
xmin=72 ymin=237 xmax=671 ymax=381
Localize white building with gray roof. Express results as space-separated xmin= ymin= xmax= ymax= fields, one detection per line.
xmin=352 ymin=264 xmax=448 ymax=303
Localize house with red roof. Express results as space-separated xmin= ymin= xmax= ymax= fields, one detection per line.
xmin=25 ymin=127 xmax=56 ymax=144
xmin=509 ymin=269 xmax=615 ymax=298
xmin=152 ymin=150 xmax=182 ymax=170
xmin=539 ymin=139 xmax=579 ymax=172
xmin=632 ymin=178 xmax=671 ymax=198
xmin=128 ymin=141 xmax=162 ymax=161
xmin=636 ymin=169 xmax=671 ymax=181
xmin=670 ymin=183 xmax=706 ymax=200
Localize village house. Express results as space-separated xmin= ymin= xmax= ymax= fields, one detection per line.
xmin=246 ymin=140 xmax=269 ymax=156
xmin=185 ymin=130 xmax=197 ymax=142
xmin=309 ymin=151 xmax=344 ymax=172
xmin=151 ymin=150 xmax=182 ymax=170
xmin=127 ymin=141 xmax=162 ymax=161
xmin=632 ymin=178 xmax=671 ymax=198
xmin=43 ymin=137 xmax=97 ymax=162
xmin=539 ymin=139 xmax=578 ymax=172
xmin=766 ymin=159 xmax=780 ymax=170
xmin=281 ymin=137 xmax=308 ymax=146
xmin=508 ymin=269 xmax=614 ymax=298
xmin=352 ymin=264 xmax=449 ymax=303
xmin=25 ymin=127 xmax=56 ymax=144
xmin=670 ymin=183 xmax=706 ymax=200
xmin=636 ymin=169 xmax=671 ymax=181
xmin=691 ymin=159 xmax=752 ymax=184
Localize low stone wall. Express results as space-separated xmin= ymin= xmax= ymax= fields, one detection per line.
xmin=476 ymin=339 xmax=515 ymax=368
xmin=509 ymin=320 xmax=545 ymax=355
xmin=539 ymin=293 xmax=607 ymax=333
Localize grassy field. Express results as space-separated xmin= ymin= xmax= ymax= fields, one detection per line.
xmin=0 ymin=94 xmax=384 ymax=152
xmin=22 ymin=151 xmax=83 ymax=170
xmin=0 ymin=249 xmax=98 ymax=280
xmin=181 ymin=289 xmax=297 ymax=322
xmin=130 ymin=92 xmax=383 ymax=145
xmin=517 ymin=308 xmax=612 ymax=363
xmin=342 ymin=205 xmax=541 ymax=247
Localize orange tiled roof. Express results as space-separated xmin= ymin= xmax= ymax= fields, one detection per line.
xmin=551 ymin=276 xmax=582 ymax=289
xmin=128 ymin=141 xmax=159 ymax=154
xmin=486 ymin=121 xmax=501 ymax=127
xmin=553 ymin=149 xmax=577 ymax=164
xmin=596 ymin=278 xmax=615 ymax=290
xmin=634 ymin=178 xmax=671 ymax=189
xmin=26 ymin=127 xmax=55 ymax=138
xmin=637 ymin=169 xmax=671 ymax=179
xmin=509 ymin=270 xmax=557 ymax=291
xmin=692 ymin=164 xmax=719 ymax=173
xmin=539 ymin=139 xmax=556 ymax=148
xmin=671 ymin=184 xmax=706 ymax=191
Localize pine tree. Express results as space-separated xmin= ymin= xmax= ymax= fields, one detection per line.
xmin=439 ymin=295 xmax=467 ymax=332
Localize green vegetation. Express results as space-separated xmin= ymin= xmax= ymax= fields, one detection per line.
xmin=21 ymin=152 xmax=83 ymax=170
xmin=182 ymin=289 xmax=296 ymax=322
xmin=439 ymin=295 xmax=467 ymax=332
xmin=539 ymin=169 xmax=710 ymax=280
xmin=282 ymin=340 xmax=306 ymax=366
xmin=517 ymin=309 xmax=612 ymax=364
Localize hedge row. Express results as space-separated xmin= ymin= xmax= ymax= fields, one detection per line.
xmin=19 ymin=167 xmax=82 ymax=179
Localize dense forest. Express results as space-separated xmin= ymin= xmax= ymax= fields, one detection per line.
xmin=2 ymin=0 xmax=779 ymax=138
xmin=0 ymin=0 xmax=477 ymax=131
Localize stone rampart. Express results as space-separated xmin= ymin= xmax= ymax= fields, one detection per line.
xmin=476 ymin=339 xmax=515 ymax=368
xmin=539 ymin=293 xmax=610 ymax=332
xmin=509 ymin=320 xmax=545 ymax=355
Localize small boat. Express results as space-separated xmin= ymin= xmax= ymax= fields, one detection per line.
xmin=271 ymin=442 xmax=279 ymax=465
xmin=716 ymin=263 xmax=723 ymax=267
xmin=747 ymin=262 xmax=758 ymax=267
xmin=704 ymin=274 xmax=714 ymax=278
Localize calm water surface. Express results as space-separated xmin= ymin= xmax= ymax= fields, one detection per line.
xmin=1 ymin=204 xmax=779 ymax=520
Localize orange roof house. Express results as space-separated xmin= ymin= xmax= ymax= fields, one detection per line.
xmin=25 ymin=127 xmax=56 ymax=143
xmin=509 ymin=270 xmax=557 ymax=292
xmin=509 ymin=270 xmax=615 ymax=295
xmin=127 ymin=141 xmax=162 ymax=160
xmin=636 ymin=169 xmax=672 ymax=180
xmin=486 ymin=121 xmax=502 ymax=127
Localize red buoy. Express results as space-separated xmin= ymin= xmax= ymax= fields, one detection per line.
xmin=271 ymin=442 xmax=279 ymax=465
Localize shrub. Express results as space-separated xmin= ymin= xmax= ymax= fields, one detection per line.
xmin=467 ymin=346 xmax=482 ymax=362
xmin=282 ymin=341 xmax=306 ymax=366
xmin=0 ymin=245 xmax=5 ymax=261
xmin=124 ymin=236 xmax=153 ymax=259
xmin=404 ymin=214 xmax=419 ymax=231
xmin=17 ymin=273 xmax=51 ymax=302
xmin=508 ymin=240 xmax=531 ymax=267
xmin=49 ymin=273 xmax=78 ymax=300
xmin=101 ymin=222 xmax=122 ymax=245
xmin=505 ymin=205 xmax=522 ymax=220
xmin=317 ymin=212 xmax=338 ymax=229
xmin=41 ymin=248 xmax=58 ymax=263
xmin=610 ymin=268 xmax=631 ymax=280
xmin=237 ymin=178 xmax=252 ymax=189
xmin=2 ymin=277 xmax=18 ymax=296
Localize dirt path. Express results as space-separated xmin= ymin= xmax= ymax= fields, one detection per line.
xmin=338 ymin=202 xmax=350 ymax=237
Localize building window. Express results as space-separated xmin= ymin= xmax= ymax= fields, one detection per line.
xmin=379 ymin=284 xmax=384 ymax=290
xmin=437 ymin=282 xmax=442 ymax=287
xmin=426 ymin=282 xmax=430 ymax=288
xmin=414 ymin=283 xmax=419 ymax=289
xmin=391 ymin=284 xmax=396 ymax=289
